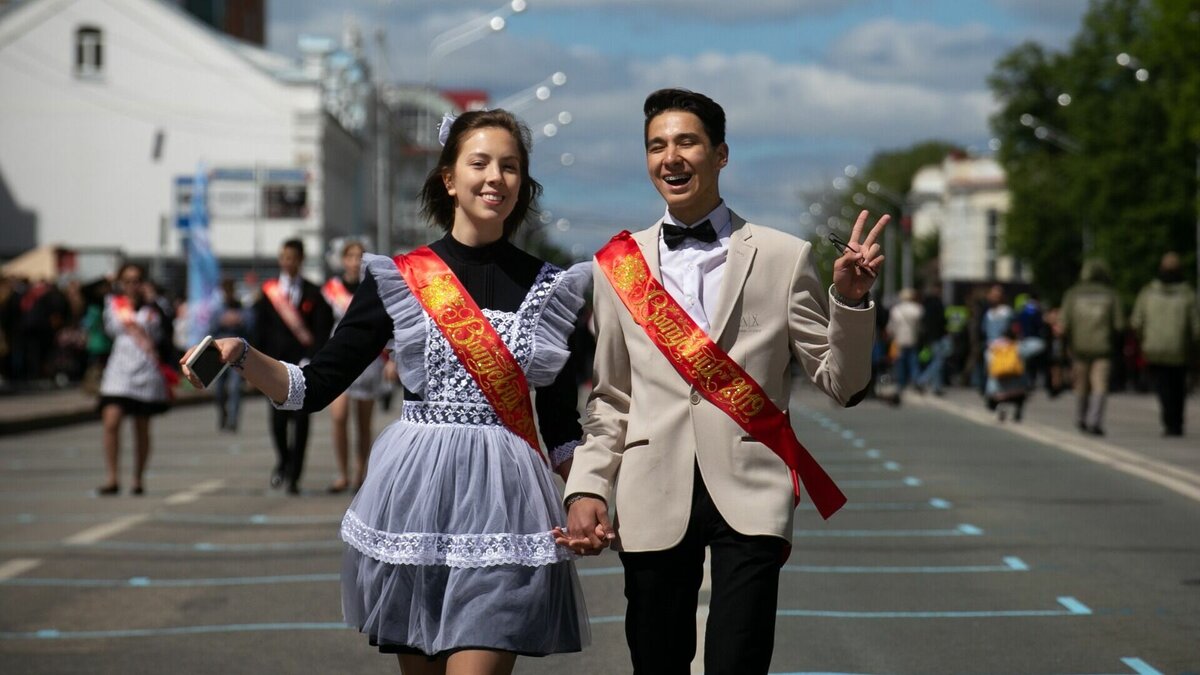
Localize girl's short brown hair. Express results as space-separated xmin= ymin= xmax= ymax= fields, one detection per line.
xmin=418 ymin=109 xmax=542 ymax=239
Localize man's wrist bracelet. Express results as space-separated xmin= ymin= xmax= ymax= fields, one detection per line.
xmin=565 ymin=493 xmax=601 ymax=508
xmin=230 ymin=338 xmax=250 ymax=370
xmin=831 ymin=287 xmax=869 ymax=308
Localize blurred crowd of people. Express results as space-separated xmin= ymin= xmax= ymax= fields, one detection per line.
xmin=870 ymin=251 xmax=1200 ymax=437
xmin=0 ymin=271 xmax=179 ymax=392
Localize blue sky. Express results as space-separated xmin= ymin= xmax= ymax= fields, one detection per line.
xmin=268 ymin=0 xmax=1092 ymax=257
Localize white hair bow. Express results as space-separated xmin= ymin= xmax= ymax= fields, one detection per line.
xmin=437 ymin=113 xmax=456 ymax=147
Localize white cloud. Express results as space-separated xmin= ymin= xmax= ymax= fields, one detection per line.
xmin=989 ymin=0 xmax=1091 ymax=23
xmin=264 ymin=3 xmax=1005 ymax=247
xmin=826 ymin=19 xmax=1014 ymax=92
xmin=270 ymin=0 xmax=868 ymax=28
xmin=527 ymin=0 xmax=862 ymax=21
xmin=528 ymin=49 xmax=998 ymax=244
xmin=630 ymin=51 xmax=995 ymax=145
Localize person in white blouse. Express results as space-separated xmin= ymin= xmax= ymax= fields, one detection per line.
xmin=560 ymin=88 xmax=888 ymax=675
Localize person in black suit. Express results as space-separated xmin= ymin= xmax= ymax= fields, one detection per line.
xmin=253 ymin=239 xmax=332 ymax=494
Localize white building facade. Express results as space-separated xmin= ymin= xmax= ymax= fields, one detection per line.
xmin=0 ymin=0 xmax=374 ymax=283
xmin=909 ymin=153 xmax=1025 ymax=301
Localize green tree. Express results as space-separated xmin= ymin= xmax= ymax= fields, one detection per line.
xmin=806 ymin=141 xmax=961 ymax=293
xmin=989 ymin=0 xmax=1197 ymax=305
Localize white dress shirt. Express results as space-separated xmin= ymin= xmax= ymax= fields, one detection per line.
xmin=278 ymin=272 xmax=299 ymax=306
xmin=658 ymin=202 xmax=732 ymax=335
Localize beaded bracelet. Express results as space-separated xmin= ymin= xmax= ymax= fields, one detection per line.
xmin=831 ymin=287 xmax=870 ymax=309
xmin=230 ymin=337 xmax=250 ymax=370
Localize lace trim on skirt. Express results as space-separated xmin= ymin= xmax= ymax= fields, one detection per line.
xmin=341 ymin=510 xmax=572 ymax=569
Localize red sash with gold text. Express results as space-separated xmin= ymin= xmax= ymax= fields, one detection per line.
xmin=596 ymin=231 xmax=846 ymax=519
xmin=110 ymin=295 xmax=179 ymax=397
xmin=393 ymin=247 xmax=545 ymax=463
xmin=263 ymin=279 xmax=314 ymax=348
xmin=322 ymin=278 xmax=353 ymax=316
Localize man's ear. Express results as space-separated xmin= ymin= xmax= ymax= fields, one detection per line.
xmin=717 ymin=143 xmax=729 ymax=168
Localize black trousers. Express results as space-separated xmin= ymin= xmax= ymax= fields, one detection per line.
xmin=269 ymin=406 xmax=310 ymax=485
xmin=1149 ymin=364 xmax=1187 ymax=434
xmin=619 ymin=465 xmax=786 ymax=675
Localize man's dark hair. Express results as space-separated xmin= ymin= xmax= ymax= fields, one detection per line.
xmin=282 ymin=238 xmax=305 ymax=258
xmin=643 ymin=88 xmax=726 ymax=148
xmin=419 ymin=109 xmax=543 ymax=239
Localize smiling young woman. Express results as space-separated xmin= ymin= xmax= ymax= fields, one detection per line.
xmin=180 ymin=109 xmax=593 ymax=675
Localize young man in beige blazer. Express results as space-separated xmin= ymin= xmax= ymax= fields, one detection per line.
xmin=560 ymin=88 xmax=887 ymax=674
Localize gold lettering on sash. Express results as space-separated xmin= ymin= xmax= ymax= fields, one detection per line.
xmin=395 ymin=249 xmax=542 ymax=459
xmin=421 ymin=274 xmax=463 ymax=313
xmin=595 ymin=231 xmax=847 ymax=518
xmin=611 ymin=255 xmax=647 ymax=293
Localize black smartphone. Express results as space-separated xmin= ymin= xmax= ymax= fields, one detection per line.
xmin=185 ymin=335 xmax=229 ymax=389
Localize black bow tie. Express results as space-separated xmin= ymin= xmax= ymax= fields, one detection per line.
xmin=662 ymin=220 xmax=718 ymax=250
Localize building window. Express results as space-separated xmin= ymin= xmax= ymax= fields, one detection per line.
xmin=75 ymin=26 xmax=103 ymax=78
xmin=985 ymin=208 xmax=999 ymax=280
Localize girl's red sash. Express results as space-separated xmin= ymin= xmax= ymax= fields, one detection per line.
xmin=596 ymin=231 xmax=846 ymax=519
xmin=393 ymin=247 xmax=544 ymax=463
xmin=322 ymin=277 xmax=353 ymax=315
xmin=110 ymin=295 xmax=179 ymax=397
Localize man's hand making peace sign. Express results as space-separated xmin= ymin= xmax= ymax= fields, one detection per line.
xmin=831 ymin=210 xmax=889 ymax=303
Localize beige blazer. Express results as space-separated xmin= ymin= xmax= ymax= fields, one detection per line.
xmin=565 ymin=213 xmax=876 ymax=551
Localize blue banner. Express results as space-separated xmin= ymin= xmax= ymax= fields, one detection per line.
xmin=186 ymin=164 xmax=221 ymax=348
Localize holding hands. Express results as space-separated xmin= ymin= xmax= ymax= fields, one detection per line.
xmin=553 ymin=496 xmax=616 ymax=556
xmin=830 ymin=210 xmax=889 ymax=304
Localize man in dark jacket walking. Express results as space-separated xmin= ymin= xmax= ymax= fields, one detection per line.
xmin=253 ymin=239 xmax=333 ymax=493
xmin=1131 ymin=252 xmax=1199 ymax=437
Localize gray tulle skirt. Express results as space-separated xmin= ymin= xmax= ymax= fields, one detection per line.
xmin=339 ymin=406 xmax=589 ymax=656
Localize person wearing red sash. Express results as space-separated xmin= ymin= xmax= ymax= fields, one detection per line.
xmin=182 ymin=109 xmax=591 ymax=673
xmin=96 ymin=263 xmax=171 ymax=496
xmin=322 ymin=239 xmax=387 ymax=493
xmin=560 ymin=89 xmax=887 ymax=675
xmin=252 ymin=238 xmax=333 ymax=494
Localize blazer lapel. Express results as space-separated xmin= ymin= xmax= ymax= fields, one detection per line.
xmin=632 ymin=222 xmax=663 ymax=282
xmin=708 ymin=213 xmax=755 ymax=343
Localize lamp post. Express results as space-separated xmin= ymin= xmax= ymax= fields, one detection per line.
xmin=1019 ymin=112 xmax=1089 ymax=257
xmin=535 ymin=110 xmax=572 ymax=139
xmin=373 ymin=29 xmax=392 ymax=256
xmin=423 ymin=1 xmax=527 ymax=144
xmin=426 ymin=0 xmax=527 ymax=84
xmin=493 ymin=71 xmax=567 ymax=114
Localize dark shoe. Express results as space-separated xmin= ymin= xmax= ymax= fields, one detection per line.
xmin=97 ymin=484 xmax=119 ymax=496
xmin=131 ymin=485 xmax=144 ymax=496
xmin=1088 ymin=426 xmax=1105 ymax=436
xmin=286 ymin=482 xmax=300 ymax=495
xmin=1077 ymin=421 xmax=1088 ymax=433
xmin=1164 ymin=428 xmax=1184 ymax=437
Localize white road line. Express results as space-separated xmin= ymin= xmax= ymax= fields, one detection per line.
xmin=913 ymin=396 xmax=1200 ymax=503
xmin=0 ymin=558 xmax=42 ymax=580
xmin=63 ymin=514 xmax=150 ymax=545
xmin=164 ymin=479 xmax=226 ymax=505
xmin=63 ymin=480 xmax=226 ymax=545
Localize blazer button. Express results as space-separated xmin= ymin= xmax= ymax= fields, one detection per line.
xmin=690 ymin=392 xmax=701 ymax=405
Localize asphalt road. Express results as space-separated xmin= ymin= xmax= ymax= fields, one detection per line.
xmin=1 ymin=386 xmax=1197 ymax=674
